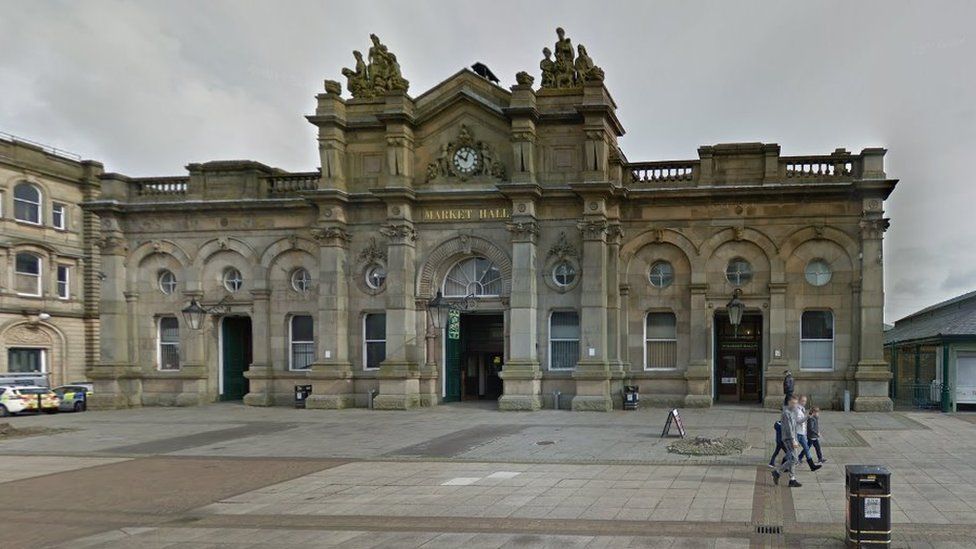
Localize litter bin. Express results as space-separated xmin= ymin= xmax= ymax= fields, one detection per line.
xmin=623 ymin=385 xmax=639 ymax=410
xmin=845 ymin=465 xmax=891 ymax=547
xmin=294 ymin=384 xmax=312 ymax=409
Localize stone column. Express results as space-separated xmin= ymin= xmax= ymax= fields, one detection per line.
xmin=306 ymin=215 xmax=356 ymax=409
xmin=572 ymin=199 xmax=612 ymax=411
xmin=499 ymin=196 xmax=542 ymax=411
xmin=763 ymin=283 xmax=788 ymax=408
xmin=87 ymin=225 xmax=137 ymax=409
xmin=606 ymin=222 xmax=626 ymax=408
xmin=243 ymin=289 xmax=274 ymax=406
xmin=684 ymin=283 xmax=712 ymax=407
xmin=854 ymin=214 xmax=892 ymax=411
xmin=373 ymin=198 xmax=421 ymax=410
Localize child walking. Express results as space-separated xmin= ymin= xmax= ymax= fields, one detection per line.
xmin=807 ymin=407 xmax=827 ymax=464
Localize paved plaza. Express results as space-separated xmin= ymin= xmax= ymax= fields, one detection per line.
xmin=1 ymin=403 xmax=975 ymax=548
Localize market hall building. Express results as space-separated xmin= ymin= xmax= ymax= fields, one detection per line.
xmin=78 ymin=30 xmax=898 ymax=412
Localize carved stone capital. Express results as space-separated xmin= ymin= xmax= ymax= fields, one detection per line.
xmin=311 ymin=226 xmax=352 ymax=247
xmin=607 ymin=223 xmax=624 ymax=245
xmin=379 ymin=222 xmax=416 ymax=245
xmin=859 ymin=217 xmax=890 ymax=240
xmin=96 ymin=236 xmax=128 ymax=256
xmin=506 ymin=220 xmax=540 ymax=243
xmin=577 ymin=218 xmax=609 ymax=241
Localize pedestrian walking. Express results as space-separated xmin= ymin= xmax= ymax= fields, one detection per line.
xmin=795 ymin=395 xmax=822 ymax=472
xmin=771 ymin=395 xmax=803 ymax=488
xmin=783 ymin=370 xmax=794 ymax=406
xmin=768 ymin=419 xmax=786 ymax=467
xmin=807 ymin=406 xmax=827 ymax=464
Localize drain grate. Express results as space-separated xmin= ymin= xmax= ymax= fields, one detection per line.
xmin=535 ymin=440 xmax=555 ymax=446
xmin=755 ymin=525 xmax=783 ymax=535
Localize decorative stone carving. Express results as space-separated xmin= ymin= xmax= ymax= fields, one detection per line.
xmin=341 ymin=34 xmax=409 ymax=99
xmin=311 ymin=226 xmax=351 ymax=246
xmin=5 ymin=324 xmax=53 ymax=346
xmin=425 ymin=124 xmax=506 ymax=182
xmin=859 ymin=217 xmax=890 ymax=240
xmin=357 ymin=237 xmax=388 ymax=264
xmin=323 ymin=79 xmax=342 ymax=96
xmin=506 ymin=220 xmax=540 ymax=243
xmin=514 ymin=71 xmax=535 ymax=87
xmin=380 ymin=223 xmax=416 ymax=244
xmin=547 ymin=231 xmax=579 ymax=259
xmin=607 ymin=223 xmax=624 ymax=245
xmin=96 ymin=236 xmax=128 ymax=256
xmin=538 ymin=28 xmax=604 ymax=89
xmin=577 ymin=218 xmax=609 ymax=240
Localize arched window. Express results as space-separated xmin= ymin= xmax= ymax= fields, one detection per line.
xmin=443 ymin=257 xmax=502 ymax=297
xmin=15 ymin=252 xmax=42 ymax=296
xmin=14 ymin=183 xmax=41 ymax=224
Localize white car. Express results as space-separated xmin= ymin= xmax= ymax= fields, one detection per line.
xmin=0 ymin=385 xmax=61 ymax=416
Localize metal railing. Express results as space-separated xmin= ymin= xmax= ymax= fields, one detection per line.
xmin=904 ymin=382 xmax=943 ymax=409
xmin=0 ymin=131 xmax=83 ymax=162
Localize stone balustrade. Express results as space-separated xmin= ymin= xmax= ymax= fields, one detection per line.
xmin=630 ymin=160 xmax=699 ymax=183
xmin=783 ymin=154 xmax=855 ymax=179
xmin=266 ymin=172 xmax=319 ymax=194
xmin=135 ymin=177 xmax=188 ymax=196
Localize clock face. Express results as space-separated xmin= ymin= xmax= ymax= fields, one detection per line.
xmin=452 ymin=146 xmax=479 ymax=175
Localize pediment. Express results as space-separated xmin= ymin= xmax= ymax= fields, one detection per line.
xmin=413 ymin=69 xmax=512 ymax=126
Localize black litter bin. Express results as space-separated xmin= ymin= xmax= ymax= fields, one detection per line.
xmin=845 ymin=465 xmax=891 ymax=547
xmin=623 ymin=385 xmax=639 ymax=410
xmin=294 ymin=384 xmax=312 ymax=409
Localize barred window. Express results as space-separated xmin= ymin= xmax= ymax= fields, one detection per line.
xmin=290 ymin=315 xmax=314 ymax=370
xmin=549 ymin=311 xmax=580 ymax=370
xmin=645 ymin=312 xmax=677 ymax=369
xmin=364 ymin=313 xmax=386 ymax=370
xmin=158 ymin=317 xmax=180 ymax=371
xmin=800 ymin=310 xmax=833 ymax=370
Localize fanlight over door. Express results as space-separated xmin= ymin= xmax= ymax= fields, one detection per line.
xmin=443 ymin=257 xmax=502 ymax=297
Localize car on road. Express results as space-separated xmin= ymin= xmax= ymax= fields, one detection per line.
xmin=0 ymin=386 xmax=61 ymax=416
xmin=52 ymin=385 xmax=89 ymax=412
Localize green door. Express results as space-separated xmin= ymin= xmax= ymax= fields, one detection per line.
xmin=221 ymin=317 xmax=252 ymax=400
xmin=444 ymin=310 xmax=462 ymax=402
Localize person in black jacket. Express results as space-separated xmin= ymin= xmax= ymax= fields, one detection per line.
xmin=783 ymin=370 xmax=794 ymax=406
xmin=807 ymin=406 xmax=827 ymax=464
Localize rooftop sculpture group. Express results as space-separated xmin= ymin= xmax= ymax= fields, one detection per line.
xmin=341 ymin=34 xmax=409 ymax=98
xmin=539 ymin=27 xmax=604 ymax=89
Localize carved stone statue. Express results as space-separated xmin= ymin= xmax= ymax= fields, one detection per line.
xmin=574 ymin=44 xmax=605 ymax=83
xmin=341 ymin=35 xmax=409 ymax=99
xmin=515 ymin=71 xmax=535 ymax=87
xmin=323 ymin=79 xmax=342 ymax=96
xmin=539 ymin=48 xmax=556 ymax=88
xmin=536 ymin=28 xmax=605 ymax=90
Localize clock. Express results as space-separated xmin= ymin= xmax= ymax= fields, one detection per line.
xmin=452 ymin=146 xmax=480 ymax=175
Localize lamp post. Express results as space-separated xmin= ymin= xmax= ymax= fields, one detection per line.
xmin=181 ymin=296 xmax=231 ymax=330
xmin=425 ymin=290 xmax=475 ymax=334
xmin=726 ymin=288 xmax=746 ymax=337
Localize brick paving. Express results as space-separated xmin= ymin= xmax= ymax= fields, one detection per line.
xmin=0 ymin=403 xmax=974 ymax=547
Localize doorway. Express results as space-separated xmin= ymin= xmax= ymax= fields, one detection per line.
xmin=714 ymin=312 xmax=762 ymax=403
xmin=445 ymin=313 xmax=504 ymax=402
xmin=220 ymin=316 xmax=252 ymax=401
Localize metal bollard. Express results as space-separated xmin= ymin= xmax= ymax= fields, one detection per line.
xmin=844 ymin=390 xmax=851 ymax=412
xmin=553 ymin=390 xmax=561 ymax=410
xmin=367 ymin=389 xmax=377 ymax=410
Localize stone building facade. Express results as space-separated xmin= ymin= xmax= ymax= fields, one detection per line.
xmin=0 ymin=134 xmax=102 ymax=388
xmin=77 ymin=30 xmax=897 ymax=411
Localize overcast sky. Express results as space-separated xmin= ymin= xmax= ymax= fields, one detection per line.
xmin=1 ymin=1 xmax=973 ymax=321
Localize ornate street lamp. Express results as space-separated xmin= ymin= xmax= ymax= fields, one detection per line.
xmin=425 ymin=290 xmax=475 ymax=333
xmin=726 ymin=288 xmax=746 ymax=337
xmin=181 ymin=296 xmax=230 ymax=330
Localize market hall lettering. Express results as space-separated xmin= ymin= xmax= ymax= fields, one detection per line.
xmin=422 ymin=208 xmax=510 ymax=222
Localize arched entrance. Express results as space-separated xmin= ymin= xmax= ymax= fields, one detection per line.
xmin=442 ymin=257 xmax=505 ymax=403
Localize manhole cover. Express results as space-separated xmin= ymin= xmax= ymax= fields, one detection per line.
xmin=536 ymin=440 xmax=555 ymax=446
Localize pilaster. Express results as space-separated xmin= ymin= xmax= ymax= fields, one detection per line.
xmin=243 ymin=289 xmax=274 ymax=406
xmin=854 ymin=211 xmax=893 ymax=411
xmin=685 ymin=283 xmax=712 ymax=408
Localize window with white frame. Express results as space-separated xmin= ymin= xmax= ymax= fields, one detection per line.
xmin=800 ymin=310 xmax=834 ymax=370
xmin=443 ymin=257 xmax=502 ymax=297
xmin=363 ymin=313 xmax=386 ymax=369
xmin=157 ymin=317 xmax=180 ymax=370
xmin=645 ymin=312 xmax=677 ymax=369
xmin=8 ymin=348 xmax=45 ymax=373
xmin=13 ymin=183 xmax=41 ymax=224
xmin=549 ymin=311 xmax=580 ymax=370
xmin=158 ymin=270 xmax=177 ymax=295
xmin=222 ymin=267 xmax=243 ymax=292
xmin=52 ymin=202 xmax=66 ymax=230
xmin=290 ymin=315 xmax=314 ymax=370
xmin=15 ymin=252 xmax=42 ymax=296
xmin=56 ymin=265 xmax=70 ymax=299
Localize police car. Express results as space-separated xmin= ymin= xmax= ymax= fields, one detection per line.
xmin=52 ymin=385 xmax=90 ymax=412
xmin=0 ymin=386 xmax=61 ymax=416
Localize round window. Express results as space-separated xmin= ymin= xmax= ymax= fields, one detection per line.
xmin=158 ymin=270 xmax=177 ymax=295
xmin=291 ymin=267 xmax=312 ymax=293
xmin=648 ymin=261 xmax=674 ymax=288
xmin=365 ymin=264 xmax=387 ymax=289
xmin=552 ymin=261 xmax=577 ymax=287
xmin=725 ymin=258 xmax=753 ymax=286
xmin=805 ymin=259 xmax=832 ymax=287
xmin=222 ymin=267 xmax=243 ymax=292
